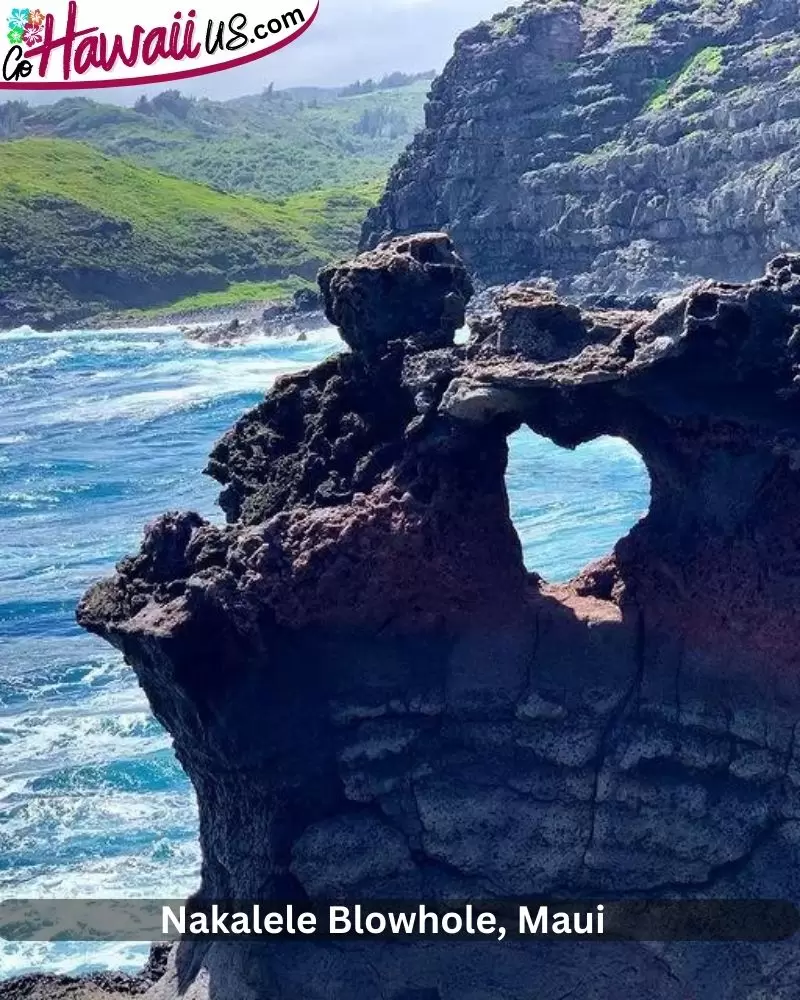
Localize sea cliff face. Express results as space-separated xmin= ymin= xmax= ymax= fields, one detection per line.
xmin=362 ymin=0 xmax=800 ymax=297
xmin=70 ymin=234 xmax=800 ymax=999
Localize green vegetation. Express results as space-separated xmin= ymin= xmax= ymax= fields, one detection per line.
xmin=584 ymin=0 xmax=651 ymax=14
xmin=583 ymin=0 xmax=654 ymax=42
xmin=0 ymin=139 xmax=381 ymax=327
xmin=339 ymin=71 xmax=435 ymax=97
xmin=0 ymin=78 xmax=430 ymax=201
xmin=625 ymin=22 xmax=654 ymax=44
xmin=647 ymin=78 xmax=671 ymax=111
xmin=694 ymin=47 xmax=724 ymax=74
xmin=573 ymin=138 xmax=624 ymax=166
xmin=113 ymin=278 xmax=315 ymax=321
xmin=152 ymin=278 xmax=313 ymax=313
xmin=0 ymin=69 xmax=435 ymax=326
xmin=646 ymin=46 xmax=725 ymax=112
xmin=490 ymin=14 xmax=519 ymax=37
xmin=0 ymin=75 xmax=431 ymax=325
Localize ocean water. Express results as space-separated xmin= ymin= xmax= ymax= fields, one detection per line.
xmin=0 ymin=324 xmax=650 ymax=978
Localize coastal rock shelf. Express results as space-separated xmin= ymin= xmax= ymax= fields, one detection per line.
xmin=363 ymin=0 xmax=800 ymax=297
xmin=75 ymin=234 xmax=800 ymax=999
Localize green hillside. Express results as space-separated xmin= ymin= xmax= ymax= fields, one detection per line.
xmin=0 ymin=74 xmax=432 ymax=327
xmin=0 ymin=75 xmax=432 ymax=201
xmin=0 ymin=139 xmax=380 ymax=329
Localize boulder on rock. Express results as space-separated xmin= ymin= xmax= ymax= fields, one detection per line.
xmin=318 ymin=232 xmax=473 ymax=356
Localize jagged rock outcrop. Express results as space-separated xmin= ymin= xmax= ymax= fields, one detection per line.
xmin=70 ymin=234 xmax=800 ymax=999
xmin=318 ymin=232 xmax=474 ymax=355
xmin=0 ymin=945 xmax=170 ymax=1000
xmin=362 ymin=0 xmax=800 ymax=298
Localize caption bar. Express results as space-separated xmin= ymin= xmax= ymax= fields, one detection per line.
xmin=0 ymin=899 xmax=798 ymax=943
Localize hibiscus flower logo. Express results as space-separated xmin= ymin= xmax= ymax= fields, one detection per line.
xmin=6 ymin=8 xmax=47 ymax=47
xmin=6 ymin=7 xmax=29 ymax=30
xmin=6 ymin=7 xmax=28 ymax=43
xmin=22 ymin=19 xmax=41 ymax=44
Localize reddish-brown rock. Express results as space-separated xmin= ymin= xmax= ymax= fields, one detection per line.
xmin=72 ymin=238 xmax=800 ymax=1000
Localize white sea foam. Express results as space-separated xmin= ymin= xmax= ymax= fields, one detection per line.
xmin=0 ymin=326 xmax=178 ymax=343
xmin=39 ymin=357 xmax=316 ymax=424
xmin=1 ymin=706 xmax=164 ymax=779
xmin=0 ymin=941 xmax=153 ymax=980
xmin=82 ymin=338 xmax=168 ymax=354
xmin=0 ymin=823 xmax=200 ymax=898
xmin=0 ymin=349 xmax=73 ymax=378
xmin=184 ymin=323 xmax=340 ymax=351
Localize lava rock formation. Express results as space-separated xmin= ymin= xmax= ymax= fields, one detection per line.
xmin=74 ymin=234 xmax=800 ymax=999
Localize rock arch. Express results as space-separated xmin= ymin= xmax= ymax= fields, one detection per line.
xmin=504 ymin=425 xmax=650 ymax=580
xmin=79 ymin=237 xmax=800 ymax=1000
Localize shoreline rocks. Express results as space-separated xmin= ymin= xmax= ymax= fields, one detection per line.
xmin=0 ymin=946 xmax=170 ymax=1000
xmin=181 ymin=304 xmax=328 ymax=347
xmin=181 ymin=288 xmax=328 ymax=345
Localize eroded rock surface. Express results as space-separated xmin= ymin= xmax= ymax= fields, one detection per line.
xmin=363 ymin=0 xmax=800 ymax=298
xmin=72 ymin=235 xmax=800 ymax=999
xmin=319 ymin=232 xmax=474 ymax=355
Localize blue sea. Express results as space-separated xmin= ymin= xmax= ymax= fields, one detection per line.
xmin=0 ymin=323 xmax=650 ymax=978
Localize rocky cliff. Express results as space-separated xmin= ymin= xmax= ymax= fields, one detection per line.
xmin=362 ymin=0 xmax=800 ymax=298
xmin=61 ymin=233 xmax=800 ymax=998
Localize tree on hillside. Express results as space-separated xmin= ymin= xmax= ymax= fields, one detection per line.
xmin=0 ymin=101 xmax=29 ymax=137
xmin=339 ymin=70 xmax=436 ymax=97
xmin=135 ymin=90 xmax=195 ymax=120
xmin=354 ymin=106 xmax=409 ymax=139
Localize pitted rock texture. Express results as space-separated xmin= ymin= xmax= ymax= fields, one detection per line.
xmin=362 ymin=0 xmax=800 ymax=298
xmin=319 ymin=232 xmax=474 ymax=356
xmin=72 ymin=236 xmax=800 ymax=999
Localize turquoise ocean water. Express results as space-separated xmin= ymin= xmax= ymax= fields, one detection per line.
xmin=0 ymin=323 xmax=650 ymax=977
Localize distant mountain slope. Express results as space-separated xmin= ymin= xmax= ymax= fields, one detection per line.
xmin=363 ymin=0 xmax=800 ymax=297
xmin=0 ymin=75 xmax=432 ymax=201
xmin=0 ymin=139 xmax=379 ymax=329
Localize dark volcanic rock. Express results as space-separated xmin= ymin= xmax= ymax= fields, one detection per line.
xmin=182 ymin=300 xmax=329 ymax=347
xmin=0 ymin=945 xmax=170 ymax=1000
xmin=319 ymin=232 xmax=474 ymax=355
xmin=363 ymin=0 xmax=800 ymax=298
xmin=66 ymin=244 xmax=800 ymax=998
xmin=293 ymin=286 xmax=323 ymax=313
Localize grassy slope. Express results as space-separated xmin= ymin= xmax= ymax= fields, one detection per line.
xmin=118 ymin=278 xmax=314 ymax=320
xmin=0 ymin=79 xmax=430 ymax=325
xmin=0 ymin=138 xmax=380 ymax=326
xmin=1 ymin=81 xmax=430 ymax=200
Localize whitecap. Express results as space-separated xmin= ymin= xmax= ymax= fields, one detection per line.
xmin=82 ymin=339 xmax=170 ymax=355
xmin=0 ymin=326 xmax=177 ymax=344
xmin=41 ymin=356 xmax=319 ymax=424
xmin=0 ymin=941 xmax=153 ymax=980
xmin=0 ymin=349 xmax=72 ymax=378
xmin=185 ymin=323 xmax=341 ymax=351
